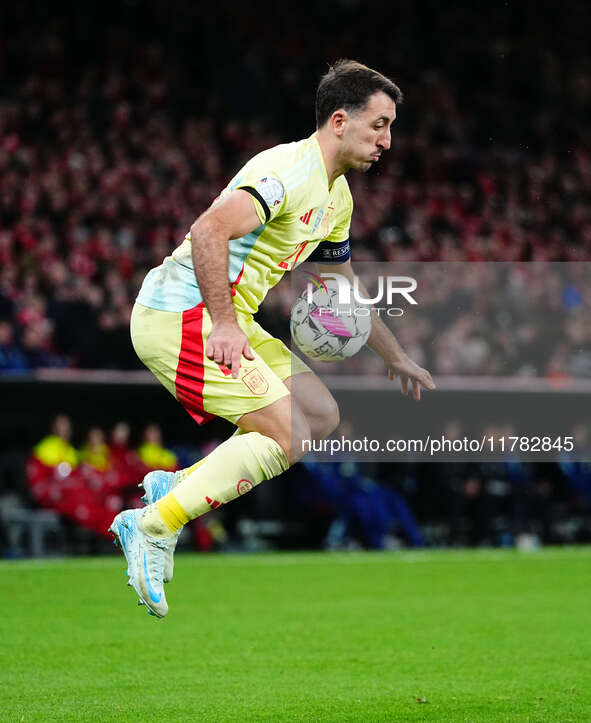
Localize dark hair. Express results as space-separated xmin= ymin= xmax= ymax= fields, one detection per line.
xmin=315 ymin=59 xmax=403 ymax=128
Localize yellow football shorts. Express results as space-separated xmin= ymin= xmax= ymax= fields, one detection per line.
xmin=130 ymin=302 xmax=311 ymax=426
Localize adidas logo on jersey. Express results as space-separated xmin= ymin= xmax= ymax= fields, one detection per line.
xmin=299 ymin=209 xmax=314 ymax=225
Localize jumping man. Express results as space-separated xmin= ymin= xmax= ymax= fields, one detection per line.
xmin=110 ymin=59 xmax=435 ymax=617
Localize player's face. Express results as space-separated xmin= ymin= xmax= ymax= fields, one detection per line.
xmin=342 ymin=91 xmax=396 ymax=172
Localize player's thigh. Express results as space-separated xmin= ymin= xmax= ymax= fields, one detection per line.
xmin=131 ymin=303 xmax=289 ymax=427
xmin=131 ymin=302 xmax=184 ymax=400
xmin=248 ymin=321 xmax=339 ymax=438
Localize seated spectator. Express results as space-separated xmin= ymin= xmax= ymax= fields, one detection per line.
xmin=32 ymin=414 xmax=78 ymax=468
xmin=136 ymin=424 xmax=178 ymax=471
xmin=107 ymin=422 xmax=150 ymax=509
xmin=108 ymin=421 xmax=145 ymax=481
xmin=79 ymin=427 xmax=110 ymax=471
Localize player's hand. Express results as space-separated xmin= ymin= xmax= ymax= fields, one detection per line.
xmin=385 ymin=353 xmax=436 ymax=401
xmin=206 ymin=321 xmax=255 ymax=378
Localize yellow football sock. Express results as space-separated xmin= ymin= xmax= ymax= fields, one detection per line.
xmin=142 ymin=428 xmax=243 ymax=535
xmin=143 ymin=432 xmax=289 ymax=537
xmin=175 ymin=426 xmax=246 ymax=483
xmin=176 ymin=457 xmax=207 ymax=482
xmin=142 ymin=500 xmax=187 ymax=537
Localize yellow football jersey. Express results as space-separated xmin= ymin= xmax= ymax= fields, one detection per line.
xmin=137 ymin=133 xmax=353 ymax=316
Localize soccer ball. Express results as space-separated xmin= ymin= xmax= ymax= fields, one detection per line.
xmin=290 ymin=279 xmax=372 ymax=361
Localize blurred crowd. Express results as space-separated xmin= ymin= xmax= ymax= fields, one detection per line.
xmin=1 ymin=1 xmax=590 ymax=373
xmin=26 ymin=414 xmax=178 ymax=537
xmin=17 ymin=413 xmax=229 ymax=552
xmin=296 ymin=263 xmax=591 ymax=378
xmin=4 ymin=413 xmax=589 ymax=554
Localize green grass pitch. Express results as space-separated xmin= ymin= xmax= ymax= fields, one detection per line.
xmin=3 ymin=547 xmax=591 ymax=722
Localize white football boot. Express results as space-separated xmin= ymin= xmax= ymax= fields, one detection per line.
xmin=140 ymin=470 xmax=182 ymax=583
xmin=110 ymin=509 xmax=142 ymax=600
xmin=110 ymin=508 xmax=169 ymax=618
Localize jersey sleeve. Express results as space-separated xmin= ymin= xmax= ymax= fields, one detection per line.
xmin=308 ymin=183 xmax=353 ymax=264
xmin=228 ymin=150 xmax=290 ymax=224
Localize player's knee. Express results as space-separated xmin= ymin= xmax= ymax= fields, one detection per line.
xmin=239 ymin=395 xmax=311 ymax=466
xmin=286 ymin=375 xmax=339 ymax=441
xmin=289 ymin=404 xmax=313 ymax=463
xmin=269 ymin=407 xmax=311 ymax=465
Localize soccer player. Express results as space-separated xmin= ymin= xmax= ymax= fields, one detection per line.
xmin=110 ymin=59 xmax=435 ymax=617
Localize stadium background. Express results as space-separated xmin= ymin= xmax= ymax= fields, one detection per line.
xmin=2 ymin=0 xmax=591 ymax=556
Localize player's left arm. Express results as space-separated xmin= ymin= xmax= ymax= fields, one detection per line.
xmin=316 ymin=259 xmax=436 ymax=400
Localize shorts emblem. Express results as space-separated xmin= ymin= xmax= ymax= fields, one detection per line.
xmin=242 ymin=368 xmax=269 ymax=395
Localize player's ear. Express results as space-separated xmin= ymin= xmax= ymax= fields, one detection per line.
xmin=329 ymin=109 xmax=348 ymax=137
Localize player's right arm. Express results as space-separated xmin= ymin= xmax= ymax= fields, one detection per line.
xmin=190 ymin=190 xmax=260 ymax=378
